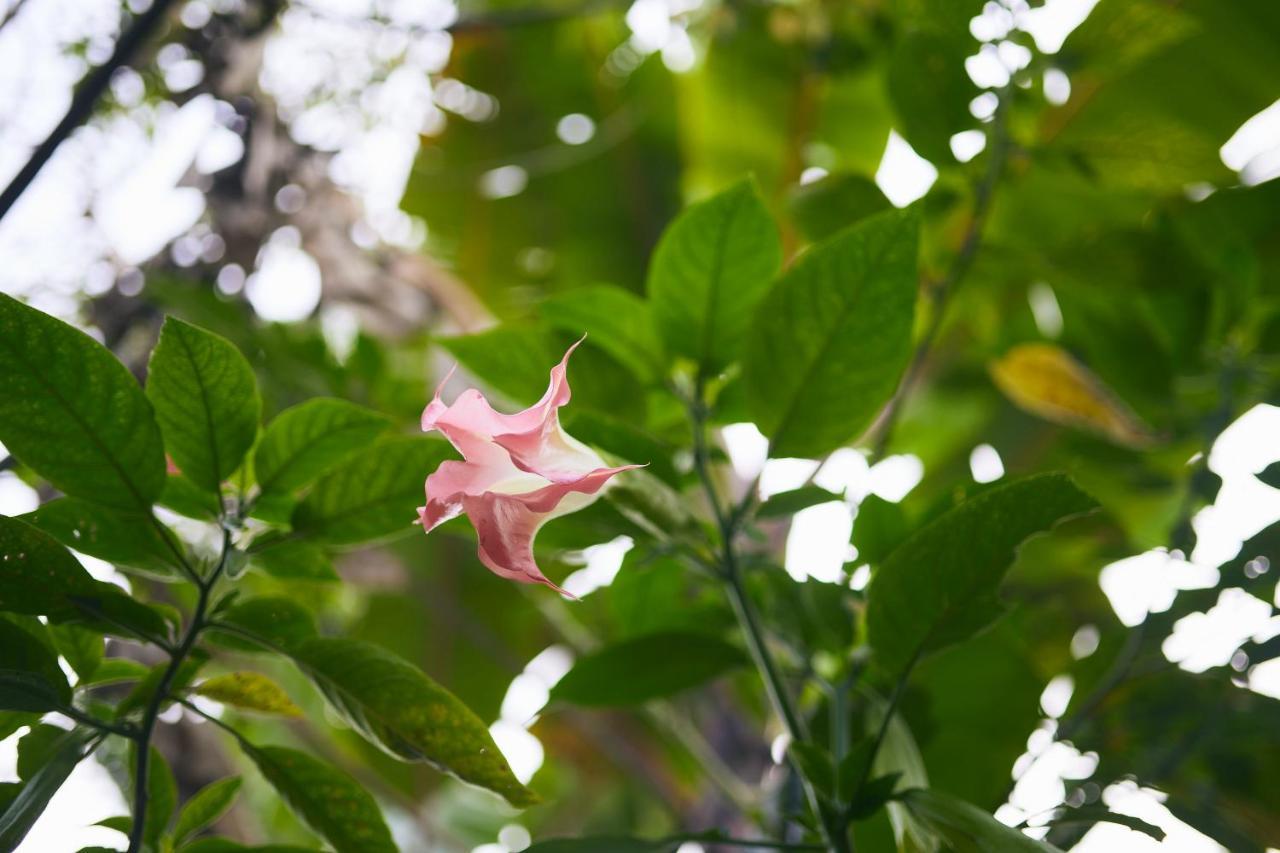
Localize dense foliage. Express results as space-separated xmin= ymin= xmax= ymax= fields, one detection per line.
xmin=2 ymin=0 xmax=1280 ymax=852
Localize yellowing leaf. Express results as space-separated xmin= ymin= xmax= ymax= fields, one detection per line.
xmin=194 ymin=672 xmax=302 ymax=717
xmin=989 ymin=343 xmax=1155 ymax=448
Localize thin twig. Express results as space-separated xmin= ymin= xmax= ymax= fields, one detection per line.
xmin=870 ymin=84 xmax=1013 ymax=461
xmin=127 ymin=526 xmax=233 ymax=853
xmin=0 ymin=0 xmax=30 ymax=34
xmin=0 ymin=0 xmax=182 ymax=222
xmin=686 ymin=375 xmax=852 ymax=852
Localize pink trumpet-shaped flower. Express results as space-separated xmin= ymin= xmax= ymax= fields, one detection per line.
xmin=418 ymin=340 xmax=640 ymax=594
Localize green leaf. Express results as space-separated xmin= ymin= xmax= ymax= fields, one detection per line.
xmin=249 ymin=539 xmax=338 ymax=583
xmin=865 ymin=474 xmax=1097 ymax=674
xmin=1258 ymin=461 xmax=1280 ymax=491
xmin=253 ymin=398 xmax=391 ymax=498
xmin=181 ymin=839 xmax=320 ymax=853
xmin=0 ymin=784 xmax=18 ymax=814
xmin=1037 ymin=805 xmax=1165 ymax=842
xmin=744 ymin=207 xmax=920 ymax=458
xmin=525 ymin=839 xmax=677 ymax=853
xmin=647 ymin=179 xmax=782 ymax=372
xmin=899 ymin=789 xmax=1060 ymax=852
xmin=0 ymin=711 xmax=38 ymax=743
xmin=129 ymin=743 xmax=177 ymax=847
xmin=541 ymin=285 xmax=665 ymax=383
xmin=851 ymin=495 xmax=911 ymax=565
xmin=788 ymin=741 xmax=837 ymax=802
xmin=17 ymin=724 xmax=71 ymax=779
xmin=0 ymin=619 xmax=71 ymax=711
xmin=549 ymin=631 xmax=746 ymax=707
xmin=173 ymin=777 xmax=242 ymax=845
xmin=0 ymin=293 xmax=165 ymax=510
xmin=756 ymin=486 xmax=843 ymax=520
xmin=21 ymin=497 xmax=180 ymax=579
xmin=181 ymin=840 xmax=320 ymax=853
xmin=287 ymin=636 xmax=538 ymax=807
xmin=886 ymin=30 xmax=978 ymax=164
xmin=194 ymin=673 xmax=302 ymax=716
xmin=241 ymin=743 xmax=396 ymax=853
xmin=94 ymin=814 xmax=133 ymax=835
xmin=81 ymin=658 xmax=150 ymax=687
xmin=147 ymin=317 xmax=261 ymax=493
xmin=0 ymin=726 xmax=93 ymax=850
xmin=160 ymin=474 xmax=223 ymax=520
xmin=0 ymin=515 xmax=169 ymax=643
xmin=291 ymin=437 xmax=454 ymax=546
xmin=118 ymin=652 xmax=208 ymax=718
xmin=49 ymin=623 xmax=103 ymax=682
xmin=787 ymin=172 xmax=892 ymax=243
xmin=208 ymin=597 xmax=317 ymax=653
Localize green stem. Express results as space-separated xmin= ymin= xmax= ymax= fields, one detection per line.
xmin=850 ymin=650 xmax=919 ymax=810
xmin=126 ymin=527 xmax=233 ymax=853
xmin=870 ymin=84 xmax=1012 ymax=461
xmin=687 ymin=378 xmax=851 ymax=853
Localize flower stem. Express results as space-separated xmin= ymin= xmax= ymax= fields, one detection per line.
xmin=687 ymin=378 xmax=851 ymax=852
xmin=127 ymin=526 xmax=233 ymax=853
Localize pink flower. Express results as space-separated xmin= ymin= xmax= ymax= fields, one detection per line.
xmin=418 ymin=340 xmax=639 ymax=594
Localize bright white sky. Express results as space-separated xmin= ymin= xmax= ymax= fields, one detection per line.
xmin=2 ymin=0 xmax=1280 ymax=850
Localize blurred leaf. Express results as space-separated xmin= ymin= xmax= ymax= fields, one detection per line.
xmin=525 ymin=839 xmax=676 ymax=853
xmin=208 ymin=597 xmax=317 ymax=653
xmin=173 ymin=777 xmax=242 ymax=846
xmin=17 ymin=724 xmax=71 ymax=779
xmin=21 ymin=497 xmax=180 ymax=580
xmin=851 ymin=495 xmax=911 ymax=565
xmin=865 ymin=474 xmax=1097 ymax=674
xmin=900 ymin=788 xmax=1059 ymax=852
xmin=127 ymin=744 xmax=176 ymax=847
xmin=787 ymin=172 xmax=892 ymax=243
xmin=0 ymin=726 xmax=93 ymax=850
xmin=788 ymin=741 xmax=836 ymax=802
xmin=292 ymin=437 xmax=454 ymax=546
xmin=288 ymin=637 xmax=538 ymax=807
xmin=647 ymin=179 xmax=782 ymax=373
xmin=254 ymin=398 xmax=391 ymax=498
xmin=241 ymin=744 xmax=395 ymax=853
xmin=0 ymin=619 xmax=70 ymax=711
xmin=1257 ymin=461 xmax=1280 ymax=491
xmin=194 ymin=673 xmax=302 ymax=717
xmin=989 ymin=343 xmax=1155 ymax=448
xmin=48 ymin=623 xmax=103 ymax=682
xmin=905 ymin=622 xmax=1043 ymax=808
xmin=94 ymin=815 xmax=132 ymax=835
xmin=0 ymin=711 xmax=37 ymax=743
xmin=82 ymin=659 xmax=149 ymax=687
xmin=745 ymin=207 xmax=919 ymax=457
xmin=550 ymin=631 xmax=746 ymax=707
xmin=562 ymin=410 xmax=679 ymax=486
xmin=756 ymin=486 xmax=842 ymax=520
xmin=0 ymin=516 xmax=168 ymax=643
xmin=1038 ymin=805 xmax=1165 ymax=842
xmin=541 ymin=285 xmax=665 ymax=383
xmin=181 ymin=840 xmax=320 ymax=853
xmin=886 ymin=30 xmax=977 ymax=164
xmin=249 ymin=539 xmax=339 ymax=583
xmin=147 ymin=317 xmax=261 ymax=493
xmin=0 ymin=293 xmax=165 ymax=510
xmin=160 ymin=473 xmax=223 ymax=521
xmin=117 ymin=652 xmax=208 ymax=718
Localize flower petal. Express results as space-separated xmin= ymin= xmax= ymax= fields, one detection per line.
xmin=460 ymin=464 xmax=639 ymax=593
xmin=422 ymin=339 xmax=604 ymax=482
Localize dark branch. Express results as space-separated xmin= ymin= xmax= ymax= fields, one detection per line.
xmin=0 ymin=0 xmax=182 ymax=222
